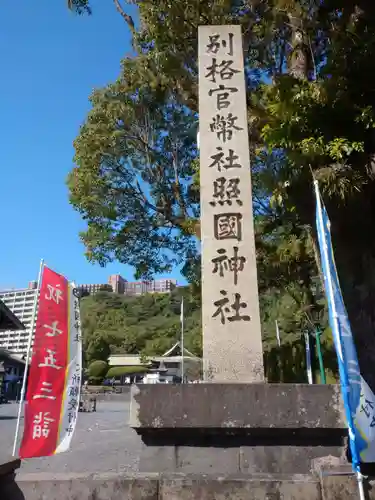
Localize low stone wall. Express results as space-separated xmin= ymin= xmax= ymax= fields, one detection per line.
xmin=7 ymin=471 xmax=375 ymax=500
xmin=130 ymin=384 xmax=347 ymax=475
xmin=83 ymin=387 xmax=131 ymax=402
xmin=2 ymin=460 xmax=375 ymax=500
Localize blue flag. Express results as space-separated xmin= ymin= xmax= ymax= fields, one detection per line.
xmin=315 ymin=180 xmax=375 ymax=464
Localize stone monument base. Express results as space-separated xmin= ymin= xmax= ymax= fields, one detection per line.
xmin=130 ymin=383 xmax=347 ymax=475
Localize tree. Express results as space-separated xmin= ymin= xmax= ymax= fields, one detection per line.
xmin=67 ymin=0 xmax=136 ymax=31
xmin=80 ymin=289 xmax=203 ymax=360
xmin=88 ymin=360 xmax=109 ymax=378
xmin=67 ymin=1 xmax=375 ymax=385
xmin=68 ymin=85 xmax=199 ymax=278
xmin=80 ymin=287 xmax=334 ymax=383
xmin=86 ymin=332 xmax=111 ymax=364
xmin=253 ymin=4 xmax=375 ymax=387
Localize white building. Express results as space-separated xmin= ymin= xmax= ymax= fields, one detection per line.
xmin=0 ymin=285 xmax=37 ymax=354
xmin=108 ymin=343 xmax=202 ymax=382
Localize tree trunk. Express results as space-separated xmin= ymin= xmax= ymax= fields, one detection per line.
xmin=328 ymin=187 xmax=375 ymax=391
xmin=287 ymin=14 xmax=314 ymax=81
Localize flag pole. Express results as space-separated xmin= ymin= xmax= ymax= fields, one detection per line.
xmin=180 ymin=296 xmax=184 ymax=383
xmin=315 ymin=327 xmax=326 ymax=384
xmin=12 ymin=258 xmax=44 ymax=456
xmin=275 ymin=319 xmax=281 ymax=347
xmin=314 ymin=181 xmax=365 ymax=500
xmin=304 ymin=330 xmax=313 ymax=385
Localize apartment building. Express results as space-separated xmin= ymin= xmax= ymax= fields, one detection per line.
xmin=0 ymin=282 xmax=37 ymax=354
xmin=118 ymin=276 xmax=177 ymax=296
xmin=108 ymin=274 xmax=126 ymax=294
xmin=77 ymin=283 xmax=112 ymax=296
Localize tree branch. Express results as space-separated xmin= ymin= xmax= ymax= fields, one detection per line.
xmin=113 ymin=0 xmax=135 ymax=32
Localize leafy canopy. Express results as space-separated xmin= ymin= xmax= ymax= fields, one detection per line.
xmin=80 ymin=289 xmax=202 ymax=365
xmin=67 ymin=1 xmax=375 ymax=384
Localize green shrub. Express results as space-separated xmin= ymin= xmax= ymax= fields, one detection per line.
xmin=88 ymin=360 xmax=109 ymax=379
xmin=106 ymin=366 xmax=149 ymax=378
xmin=88 ymin=376 xmax=103 ymax=385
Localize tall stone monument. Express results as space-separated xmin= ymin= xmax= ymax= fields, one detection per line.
xmin=198 ymin=25 xmax=264 ymax=382
xmin=129 ymin=25 xmax=347 ymax=480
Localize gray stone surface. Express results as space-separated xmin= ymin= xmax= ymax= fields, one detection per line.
xmin=240 ymin=446 xmax=344 ymax=474
xmin=17 ymin=473 xmax=159 ymax=500
xmin=139 ymin=446 xmax=177 ymax=474
xmin=138 ymin=445 xmax=346 ymax=476
xmin=140 ymin=447 xmax=240 ymax=474
xmin=90 ymin=391 xmax=131 ymax=402
xmin=320 ymin=474 xmax=374 ymax=500
xmin=177 ymin=448 xmax=239 ymax=474
xmin=3 ymin=458 xmax=374 ymax=500
xmin=198 ymin=24 xmax=263 ymax=383
xmin=130 ymin=383 xmax=345 ymax=429
xmin=131 ymin=384 xmax=346 ymax=475
xmin=310 ymin=455 xmax=349 ymax=476
xmin=0 ymin=401 xmax=142 ymax=474
xmin=159 ymin=474 xmax=321 ymax=500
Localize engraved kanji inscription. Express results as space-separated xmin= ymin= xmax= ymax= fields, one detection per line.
xmin=210 ymin=113 xmax=243 ymax=142
xmin=210 ymin=177 xmax=242 ymax=207
xmin=205 ymin=59 xmax=240 ymax=83
xmin=206 ymin=33 xmax=234 ymax=56
xmin=208 ymin=85 xmax=238 ymax=110
xmin=212 ymin=290 xmax=251 ymax=324
xmin=214 ymin=213 xmax=243 ymax=241
xmin=209 ymin=147 xmax=241 ymax=172
xmin=211 ymin=246 xmax=246 ymax=285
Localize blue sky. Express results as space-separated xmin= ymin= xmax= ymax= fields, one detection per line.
xmin=0 ymin=1 xmax=184 ymax=290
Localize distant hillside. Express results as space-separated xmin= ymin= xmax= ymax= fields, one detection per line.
xmin=80 ymin=289 xmax=201 ymax=365
xmin=80 ymin=286 xmax=338 ymax=383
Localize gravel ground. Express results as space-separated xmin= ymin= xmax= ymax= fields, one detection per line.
xmin=0 ymin=401 xmax=142 ymax=475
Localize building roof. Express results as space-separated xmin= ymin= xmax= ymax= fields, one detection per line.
xmin=108 ymin=347 xmax=201 ymax=367
xmin=108 ymin=354 xmax=150 ymax=367
xmin=0 ymin=348 xmax=26 ymax=365
xmin=162 ymin=342 xmax=197 ymax=358
xmin=0 ymin=300 xmax=25 ymax=332
xmin=152 ymin=355 xmax=200 ymax=363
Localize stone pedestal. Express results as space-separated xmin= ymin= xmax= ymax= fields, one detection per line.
xmin=130 ymin=384 xmax=347 ymax=475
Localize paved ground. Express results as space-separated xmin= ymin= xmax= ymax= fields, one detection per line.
xmin=0 ymin=401 xmax=142 ymax=475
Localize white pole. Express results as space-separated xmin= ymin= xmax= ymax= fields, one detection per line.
xmin=356 ymin=471 xmax=366 ymax=500
xmin=275 ymin=319 xmax=281 ymax=347
xmin=180 ymin=296 xmax=184 ymax=383
xmin=12 ymin=258 xmax=44 ymax=456
xmin=304 ymin=330 xmax=313 ymax=385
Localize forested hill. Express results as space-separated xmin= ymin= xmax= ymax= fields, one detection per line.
xmin=80 ymin=289 xmax=202 ymax=364
xmin=80 ymin=288 xmax=338 ymax=383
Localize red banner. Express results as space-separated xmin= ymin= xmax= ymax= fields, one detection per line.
xmin=20 ymin=266 xmax=69 ymax=459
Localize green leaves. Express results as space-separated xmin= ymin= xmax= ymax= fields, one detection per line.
xmin=80 ymin=289 xmax=202 ymax=363
xmin=68 ymin=75 xmax=199 ymax=277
